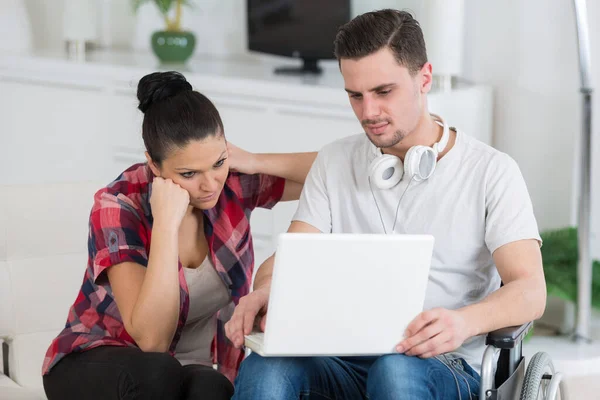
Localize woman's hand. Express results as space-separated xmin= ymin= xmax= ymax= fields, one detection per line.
xmin=227 ymin=142 xmax=258 ymax=175
xmin=150 ymin=177 xmax=190 ymax=230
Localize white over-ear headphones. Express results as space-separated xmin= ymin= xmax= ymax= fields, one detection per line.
xmin=368 ymin=113 xmax=450 ymax=189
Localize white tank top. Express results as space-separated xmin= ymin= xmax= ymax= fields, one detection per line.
xmin=175 ymin=255 xmax=231 ymax=366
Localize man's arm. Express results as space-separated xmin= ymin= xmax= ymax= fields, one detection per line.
xmin=225 ymin=221 xmax=321 ymax=348
xmin=252 ymin=152 xmax=318 ymax=185
xmin=226 ymin=142 xmax=317 ymax=202
xmin=397 ymin=239 xmax=546 ymax=358
xmin=460 ymin=239 xmax=546 ymax=335
xmin=227 ymin=142 xmax=317 ymax=184
xmin=251 ymin=153 xmax=317 ymax=201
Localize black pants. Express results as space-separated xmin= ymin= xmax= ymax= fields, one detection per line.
xmin=43 ymin=346 xmax=234 ymax=400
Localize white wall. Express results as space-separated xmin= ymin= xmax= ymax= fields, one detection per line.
xmin=22 ymin=0 xmax=136 ymax=50
xmin=461 ymin=0 xmax=600 ymax=251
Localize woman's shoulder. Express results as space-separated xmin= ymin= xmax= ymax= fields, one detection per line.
xmin=222 ymin=171 xmax=284 ymax=212
xmin=226 ymin=171 xmax=282 ymax=196
xmin=222 ymin=171 xmax=249 ymax=201
xmin=92 ymin=163 xmax=152 ymax=217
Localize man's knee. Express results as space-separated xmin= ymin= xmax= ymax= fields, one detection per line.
xmin=367 ymin=354 xmax=431 ymax=393
xmin=234 ymin=353 xmax=311 ymax=399
xmin=235 ymin=353 xmax=306 ymax=385
xmin=367 ymin=355 xmax=479 ymax=400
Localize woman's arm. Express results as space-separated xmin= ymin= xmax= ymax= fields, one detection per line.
xmin=107 ymin=222 xmax=180 ymax=352
xmin=107 ymin=178 xmax=190 ymax=352
xmin=227 ymin=143 xmax=317 ymax=184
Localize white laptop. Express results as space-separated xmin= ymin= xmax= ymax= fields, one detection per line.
xmin=244 ymin=233 xmax=434 ymax=357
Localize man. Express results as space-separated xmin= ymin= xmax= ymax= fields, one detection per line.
xmin=226 ymin=9 xmax=546 ymax=399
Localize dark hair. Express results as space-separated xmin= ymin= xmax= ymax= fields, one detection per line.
xmin=137 ymin=71 xmax=224 ymax=164
xmin=333 ymin=9 xmax=427 ymax=75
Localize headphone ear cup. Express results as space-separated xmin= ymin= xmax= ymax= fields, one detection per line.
xmin=369 ymin=154 xmax=404 ymax=189
xmin=405 ymin=146 xmax=437 ymax=182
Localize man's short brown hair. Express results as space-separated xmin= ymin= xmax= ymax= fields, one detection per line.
xmin=334 ymin=9 xmax=428 ymax=75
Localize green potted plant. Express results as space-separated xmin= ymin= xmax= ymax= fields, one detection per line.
xmin=540 ymin=227 xmax=600 ymax=309
xmin=133 ymin=0 xmax=196 ymax=63
xmin=518 ymin=227 xmax=600 ymax=342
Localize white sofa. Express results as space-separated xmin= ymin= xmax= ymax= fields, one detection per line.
xmin=0 ymin=182 xmax=102 ymax=399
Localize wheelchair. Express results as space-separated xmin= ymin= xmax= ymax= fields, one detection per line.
xmin=480 ymin=321 xmax=567 ymax=399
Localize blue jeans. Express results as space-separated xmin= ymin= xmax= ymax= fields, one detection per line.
xmin=233 ymin=353 xmax=480 ymax=400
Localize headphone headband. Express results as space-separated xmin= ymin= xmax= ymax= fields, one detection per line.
xmin=368 ymin=113 xmax=451 ymax=189
xmin=430 ymin=113 xmax=450 ymax=155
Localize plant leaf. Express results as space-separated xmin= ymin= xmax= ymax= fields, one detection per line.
xmin=132 ymin=0 xmax=193 ymax=15
xmin=153 ymin=0 xmax=173 ymax=15
xmin=540 ymin=226 xmax=600 ymax=310
xmin=181 ymin=0 xmax=195 ymax=9
xmin=131 ymin=0 xmax=151 ymax=12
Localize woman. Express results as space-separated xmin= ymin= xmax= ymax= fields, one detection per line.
xmin=42 ymin=71 xmax=316 ymax=400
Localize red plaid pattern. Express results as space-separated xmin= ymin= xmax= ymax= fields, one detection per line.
xmin=42 ymin=163 xmax=285 ymax=382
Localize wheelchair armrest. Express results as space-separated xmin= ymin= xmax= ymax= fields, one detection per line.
xmin=485 ymin=321 xmax=533 ymax=349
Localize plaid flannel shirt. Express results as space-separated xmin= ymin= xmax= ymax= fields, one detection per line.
xmin=42 ymin=163 xmax=285 ymax=382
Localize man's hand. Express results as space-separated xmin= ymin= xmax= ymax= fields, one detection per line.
xmin=396 ymin=308 xmax=472 ymax=358
xmin=225 ymin=286 xmax=270 ymax=348
xmin=227 ymin=142 xmax=258 ymax=175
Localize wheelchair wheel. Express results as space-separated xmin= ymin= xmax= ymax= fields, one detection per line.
xmin=520 ymin=352 xmax=559 ymax=400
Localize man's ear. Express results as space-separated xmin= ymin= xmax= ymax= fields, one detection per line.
xmin=419 ymin=62 xmax=433 ymax=94
xmin=145 ymin=152 xmax=161 ymax=177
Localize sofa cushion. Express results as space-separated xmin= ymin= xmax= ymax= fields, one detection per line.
xmin=9 ymin=331 xmax=60 ymax=391
xmin=0 ymin=262 xmax=14 ymax=338
xmin=0 ymin=373 xmax=20 ymax=389
xmin=0 ymin=182 xmax=103 ymax=396
xmin=3 ymin=182 xmax=99 ymax=260
xmin=5 ymin=253 xmax=86 ymax=390
xmin=0 ymin=190 xmax=7 ymax=261
xmin=9 ymin=254 xmax=85 ymax=335
xmin=0 ymin=373 xmax=46 ymax=399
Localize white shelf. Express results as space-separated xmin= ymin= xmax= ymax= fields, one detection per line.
xmin=0 ymin=48 xmax=491 ymax=115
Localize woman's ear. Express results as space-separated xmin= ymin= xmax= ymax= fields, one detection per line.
xmin=145 ymin=152 xmax=161 ymax=177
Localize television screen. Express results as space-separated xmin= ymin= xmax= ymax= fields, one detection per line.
xmin=247 ymin=0 xmax=351 ymax=73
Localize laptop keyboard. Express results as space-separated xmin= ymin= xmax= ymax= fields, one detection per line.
xmin=244 ymin=331 xmax=265 ymax=354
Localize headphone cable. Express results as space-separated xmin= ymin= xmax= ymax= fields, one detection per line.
xmin=368 ymin=176 xmax=415 ymax=234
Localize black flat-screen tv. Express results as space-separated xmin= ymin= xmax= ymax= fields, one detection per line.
xmin=247 ymin=0 xmax=351 ymax=75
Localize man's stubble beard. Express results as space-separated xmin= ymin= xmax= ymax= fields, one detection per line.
xmin=366 ymin=128 xmax=408 ymax=149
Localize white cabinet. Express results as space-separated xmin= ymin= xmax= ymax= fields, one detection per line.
xmin=0 ymin=50 xmax=493 ymax=264
xmin=0 ymin=79 xmax=143 ymax=185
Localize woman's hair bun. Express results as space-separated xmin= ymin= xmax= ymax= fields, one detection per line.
xmin=137 ymin=71 xmax=193 ymax=114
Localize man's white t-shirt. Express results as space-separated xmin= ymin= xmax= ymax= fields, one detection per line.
xmin=292 ymin=130 xmax=541 ymax=373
